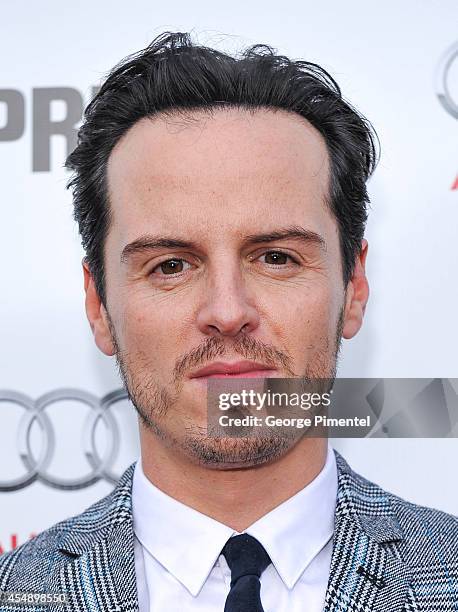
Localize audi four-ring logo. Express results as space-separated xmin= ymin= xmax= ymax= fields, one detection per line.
xmin=0 ymin=389 xmax=129 ymax=492
xmin=436 ymin=41 xmax=458 ymax=120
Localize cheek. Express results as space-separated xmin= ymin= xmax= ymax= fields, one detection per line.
xmin=263 ymin=287 xmax=338 ymax=355
xmin=117 ymin=296 xmax=194 ymax=369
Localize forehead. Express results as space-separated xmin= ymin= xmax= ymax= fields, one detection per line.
xmin=106 ymin=107 xmax=332 ymax=242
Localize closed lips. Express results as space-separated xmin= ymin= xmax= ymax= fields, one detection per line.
xmin=189 ymin=361 xmax=277 ymax=378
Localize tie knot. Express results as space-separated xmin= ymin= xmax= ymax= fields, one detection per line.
xmin=222 ymin=534 xmax=271 ymax=586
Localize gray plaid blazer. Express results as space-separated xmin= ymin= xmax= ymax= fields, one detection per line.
xmin=0 ymin=450 xmax=457 ymax=611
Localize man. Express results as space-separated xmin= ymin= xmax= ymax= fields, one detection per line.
xmin=1 ymin=31 xmax=456 ymax=612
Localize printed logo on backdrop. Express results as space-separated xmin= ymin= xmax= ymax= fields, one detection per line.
xmin=1 ymin=379 xmax=457 ymax=492
xmin=0 ymin=388 xmax=130 ymax=492
xmin=0 ymin=533 xmax=37 ymax=556
xmin=0 ymin=86 xmax=100 ymax=171
xmin=436 ymin=41 xmax=458 ymax=190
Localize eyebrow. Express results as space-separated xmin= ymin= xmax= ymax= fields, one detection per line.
xmin=120 ymin=225 xmax=326 ymax=264
xmin=243 ymin=226 xmax=326 ymax=250
xmin=120 ymin=237 xmax=199 ymax=263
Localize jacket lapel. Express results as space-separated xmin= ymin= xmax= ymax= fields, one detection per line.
xmin=48 ymin=463 xmax=138 ymax=612
xmin=324 ymin=451 xmax=415 ymax=612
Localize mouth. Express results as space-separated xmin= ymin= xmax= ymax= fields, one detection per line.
xmin=188 ymin=360 xmax=278 ymax=381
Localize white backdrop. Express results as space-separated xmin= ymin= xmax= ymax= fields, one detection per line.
xmin=0 ymin=0 xmax=457 ymax=555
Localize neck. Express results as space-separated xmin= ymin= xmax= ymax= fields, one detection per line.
xmin=139 ymin=428 xmax=328 ymax=532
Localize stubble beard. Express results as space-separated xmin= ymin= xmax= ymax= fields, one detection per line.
xmin=108 ymin=308 xmax=344 ymax=469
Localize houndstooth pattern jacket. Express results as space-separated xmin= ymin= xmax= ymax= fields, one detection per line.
xmin=0 ymin=450 xmax=457 ymax=611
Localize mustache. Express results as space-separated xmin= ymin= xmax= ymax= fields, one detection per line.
xmin=173 ymin=333 xmax=296 ymax=382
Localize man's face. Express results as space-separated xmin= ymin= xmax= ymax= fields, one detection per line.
xmin=85 ymin=108 xmax=368 ymax=467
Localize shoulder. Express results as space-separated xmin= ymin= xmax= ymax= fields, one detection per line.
xmin=0 ymin=512 xmax=82 ymax=591
xmin=389 ymin=486 xmax=458 ymax=560
xmin=0 ymin=462 xmax=136 ymax=591
xmin=335 ymin=450 xmax=458 ymax=562
xmin=374 ymin=479 xmax=458 ymax=597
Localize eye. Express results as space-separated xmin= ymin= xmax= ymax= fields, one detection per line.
xmin=259 ymin=251 xmax=298 ymax=266
xmin=151 ymin=258 xmax=191 ymax=276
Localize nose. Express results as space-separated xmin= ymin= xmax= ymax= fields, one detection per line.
xmin=196 ymin=262 xmax=260 ymax=338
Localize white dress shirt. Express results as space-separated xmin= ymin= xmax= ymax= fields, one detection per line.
xmin=132 ymin=445 xmax=338 ymax=611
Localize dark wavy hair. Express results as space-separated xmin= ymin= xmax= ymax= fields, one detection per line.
xmin=66 ymin=31 xmax=378 ymax=307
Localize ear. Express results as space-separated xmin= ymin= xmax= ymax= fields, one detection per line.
xmin=82 ymin=259 xmax=116 ymax=356
xmin=342 ymin=239 xmax=369 ymax=339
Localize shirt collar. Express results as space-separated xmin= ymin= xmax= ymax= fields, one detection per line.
xmin=132 ymin=444 xmax=337 ymax=595
xmin=246 ymin=444 xmax=337 ymax=588
xmin=132 ymin=459 xmax=234 ymax=596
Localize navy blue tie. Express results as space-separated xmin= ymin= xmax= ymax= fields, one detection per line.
xmin=222 ymin=533 xmax=271 ymax=612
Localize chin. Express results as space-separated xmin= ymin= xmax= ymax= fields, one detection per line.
xmin=180 ymin=432 xmax=299 ymax=469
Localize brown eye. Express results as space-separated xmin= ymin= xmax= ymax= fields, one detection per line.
xmin=263 ymin=251 xmax=289 ymax=265
xmin=157 ymin=259 xmax=185 ymax=275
